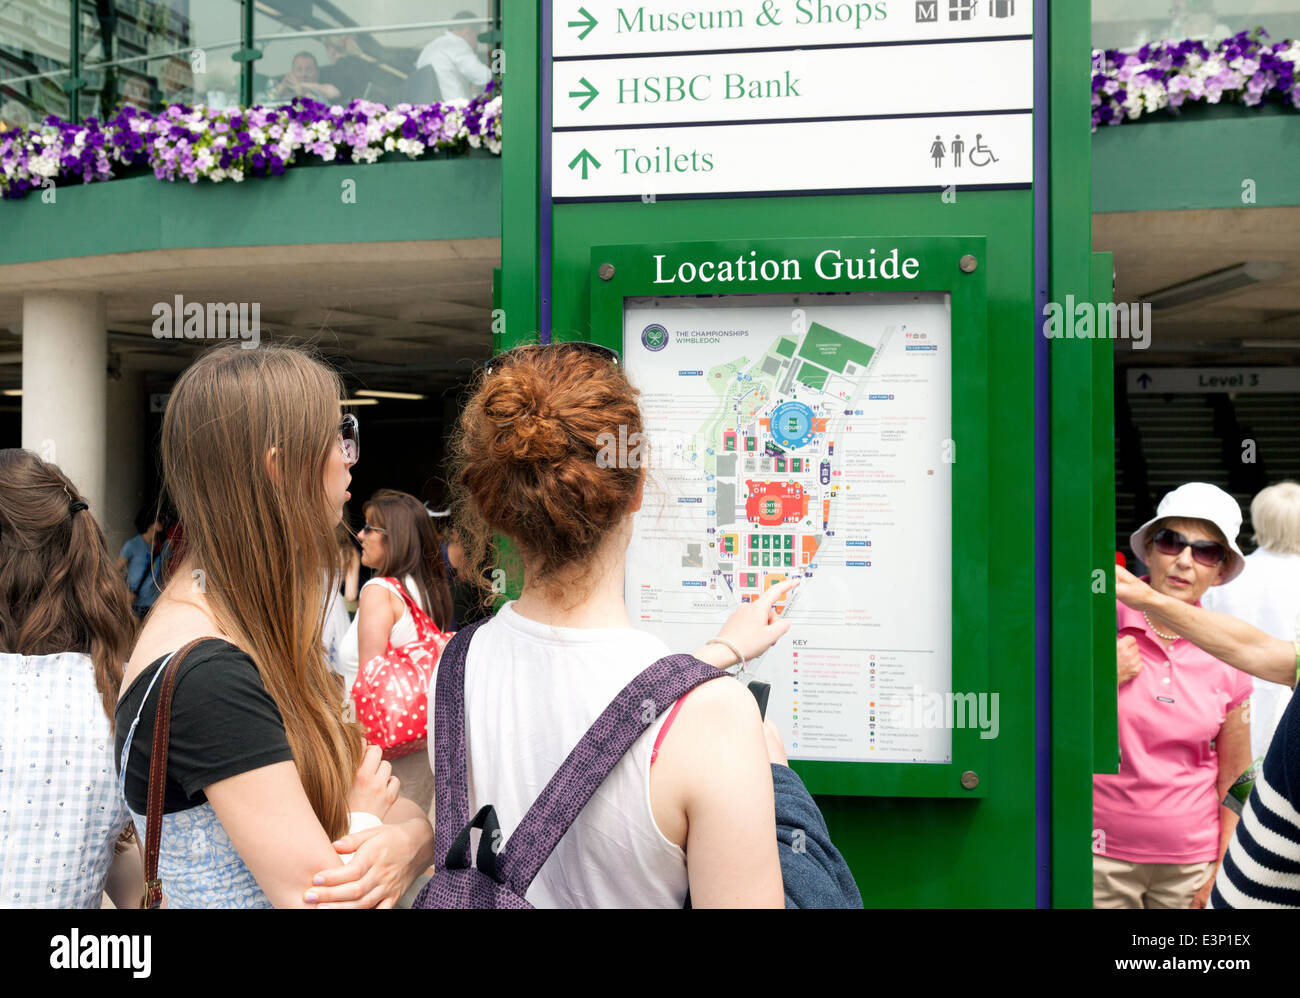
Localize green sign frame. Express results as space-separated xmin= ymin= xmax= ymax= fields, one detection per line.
xmin=589 ymin=235 xmax=991 ymax=798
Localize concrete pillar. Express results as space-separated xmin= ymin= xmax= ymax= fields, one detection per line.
xmin=104 ymin=368 xmax=146 ymax=555
xmin=21 ymin=292 xmax=108 ymax=518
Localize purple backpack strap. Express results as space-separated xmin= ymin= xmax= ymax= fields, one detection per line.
xmin=496 ymin=653 xmax=727 ymax=895
xmin=431 ymin=616 xmax=494 ymax=871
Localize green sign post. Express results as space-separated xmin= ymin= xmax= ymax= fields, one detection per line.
xmin=498 ymin=0 xmax=1109 ymax=907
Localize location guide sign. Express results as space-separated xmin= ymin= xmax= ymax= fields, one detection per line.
xmin=552 ymin=0 xmax=1034 ymax=199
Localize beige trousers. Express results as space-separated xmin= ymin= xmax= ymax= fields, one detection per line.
xmin=1093 ymin=853 xmax=1214 ymax=909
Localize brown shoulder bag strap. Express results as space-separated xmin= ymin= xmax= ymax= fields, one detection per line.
xmin=142 ymin=636 xmax=209 ymax=910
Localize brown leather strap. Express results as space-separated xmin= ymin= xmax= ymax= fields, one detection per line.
xmin=142 ymin=637 xmax=209 ymax=910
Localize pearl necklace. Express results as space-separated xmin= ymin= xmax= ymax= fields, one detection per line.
xmin=1143 ymin=612 xmax=1179 ymax=641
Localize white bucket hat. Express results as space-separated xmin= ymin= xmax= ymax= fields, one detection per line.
xmin=1129 ymin=482 xmax=1246 ymax=584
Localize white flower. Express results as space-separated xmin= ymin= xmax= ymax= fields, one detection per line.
xmin=249 ymin=126 xmax=266 ymax=144
xmin=383 ymin=136 xmax=395 ymax=151
xmin=229 ymin=168 xmax=244 ymax=182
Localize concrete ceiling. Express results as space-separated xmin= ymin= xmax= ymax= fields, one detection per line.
xmin=1094 ymin=205 xmax=1300 ymax=368
xmin=0 ymin=238 xmax=500 ymax=396
xmin=4 ymin=205 xmax=1298 ymax=395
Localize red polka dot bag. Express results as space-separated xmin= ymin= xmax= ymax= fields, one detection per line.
xmin=351 ymin=578 xmax=453 ymax=760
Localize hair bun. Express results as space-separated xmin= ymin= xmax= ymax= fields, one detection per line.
xmin=483 ymin=371 xmax=567 ymax=463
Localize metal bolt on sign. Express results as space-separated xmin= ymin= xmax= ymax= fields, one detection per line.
xmin=960 ymin=770 xmax=980 ymax=790
xmin=959 ymin=254 xmax=978 ymax=273
xmin=598 ymin=263 xmax=615 ymax=281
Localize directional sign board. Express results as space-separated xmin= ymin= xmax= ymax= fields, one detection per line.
xmin=553 ymin=0 xmax=1034 ymax=200
xmin=1127 ymin=367 xmax=1300 ymax=394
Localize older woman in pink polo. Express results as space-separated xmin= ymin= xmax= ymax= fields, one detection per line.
xmin=1094 ymin=482 xmax=1253 ymax=909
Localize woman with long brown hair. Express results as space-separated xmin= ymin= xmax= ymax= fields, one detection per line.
xmin=339 ymin=489 xmax=453 ymax=690
xmin=338 ymin=489 xmax=453 ymax=813
xmin=0 ymin=449 xmax=138 ymax=906
xmin=114 ymin=344 xmax=434 ymax=908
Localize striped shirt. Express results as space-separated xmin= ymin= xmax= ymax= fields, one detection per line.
xmin=1210 ymin=676 xmax=1300 ymax=908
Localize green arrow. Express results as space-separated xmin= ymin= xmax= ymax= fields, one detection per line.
xmin=567 ymin=148 xmax=601 ymax=180
xmin=568 ymin=76 xmax=599 ymax=110
xmin=568 ymin=6 xmax=598 ymax=40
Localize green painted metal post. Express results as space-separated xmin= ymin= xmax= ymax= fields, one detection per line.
xmin=66 ymin=0 xmax=81 ymax=122
xmin=1092 ymin=250 xmax=1119 ymax=780
xmin=499 ymin=2 xmax=541 ymax=346
xmin=1049 ymin=0 xmax=1104 ymax=908
xmin=235 ymin=1 xmax=261 ymax=109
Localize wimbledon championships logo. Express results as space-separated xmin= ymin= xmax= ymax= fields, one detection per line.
xmin=641 ymin=323 xmax=669 ymax=352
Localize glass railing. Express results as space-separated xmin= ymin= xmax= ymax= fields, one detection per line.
xmin=252 ymin=3 xmax=495 ymax=108
xmin=1094 ymin=0 xmax=1300 ymax=50
xmin=0 ymin=0 xmax=72 ymax=127
xmin=0 ymin=0 xmax=499 ymax=128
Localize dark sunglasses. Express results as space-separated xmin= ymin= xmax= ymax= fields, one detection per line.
xmin=339 ymin=413 xmax=360 ymax=464
xmin=1152 ymin=528 xmax=1227 ymax=567
xmin=484 ymin=341 xmax=620 ymax=376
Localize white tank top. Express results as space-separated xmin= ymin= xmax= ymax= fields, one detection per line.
xmin=429 ymin=601 xmax=689 ymax=908
xmin=337 ymin=575 xmax=422 ymax=693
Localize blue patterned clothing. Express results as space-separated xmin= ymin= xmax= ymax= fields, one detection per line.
xmin=1 ymin=652 xmax=130 ymax=907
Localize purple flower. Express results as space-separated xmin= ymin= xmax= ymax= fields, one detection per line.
xmin=1 ymin=93 xmax=502 ymax=199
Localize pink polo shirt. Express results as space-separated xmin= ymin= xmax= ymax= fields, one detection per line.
xmin=1092 ymin=595 xmax=1253 ymax=863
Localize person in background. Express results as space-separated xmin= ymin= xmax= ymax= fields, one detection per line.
xmin=323 ymin=520 xmax=361 ymax=682
xmin=1095 ymin=483 xmax=1252 ymax=909
xmin=160 ymin=501 xmax=185 ymax=586
xmin=320 ymin=34 xmax=375 ymax=103
xmin=1201 ymin=481 xmax=1300 ymax=765
xmin=272 ymin=51 xmax=341 ymax=102
xmin=117 ymin=503 xmax=167 ymax=619
xmin=415 ymin=11 xmax=491 ymax=102
xmin=0 ymin=449 xmax=139 ymax=907
xmin=338 ymin=489 xmax=453 ymax=815
xmin=444 ymin=522 xmax=492 ymax=629
xmin=1114 ymin=562 xmax=1300 ymax=908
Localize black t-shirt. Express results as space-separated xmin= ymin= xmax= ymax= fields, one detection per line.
xmin=114 ymin=639 xmax=294 ymax=814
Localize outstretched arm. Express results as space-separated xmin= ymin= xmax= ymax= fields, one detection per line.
xmin=1115 ymin=566 xmax=1296 ymax=688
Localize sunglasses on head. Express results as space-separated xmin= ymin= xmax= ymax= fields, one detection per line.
xmin=1152 ymin=527 xmax=1227 ymax=567
xmin=484 ymin=341 xmax=620 ymax=376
